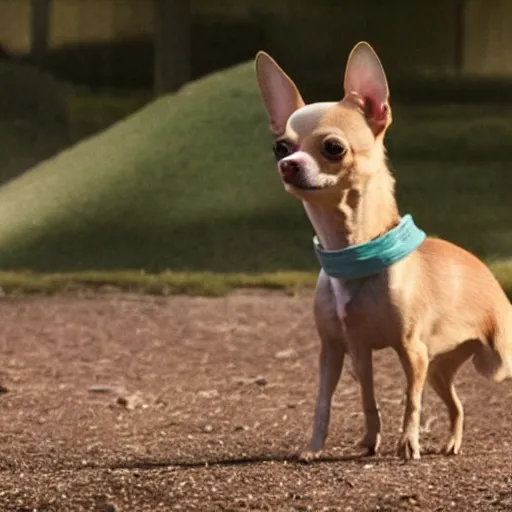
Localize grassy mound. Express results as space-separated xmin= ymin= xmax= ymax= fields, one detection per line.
xmin=0 ymin=60 xmax=71 ymax=185
xmin=0 ymin=61 xmax=510 ymax=288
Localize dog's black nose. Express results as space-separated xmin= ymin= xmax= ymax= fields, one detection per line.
xmin=280 ymin=159 xmax=300 ymax=183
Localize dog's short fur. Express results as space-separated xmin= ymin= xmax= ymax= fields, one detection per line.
xmin=255 ymin=42 xmax=512 ymax=460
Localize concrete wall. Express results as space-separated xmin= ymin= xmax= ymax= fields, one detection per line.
xmin=0 ymin=0 xmax=152 ymax=53
xmin=463 ymin=0 xmax=512 ymax=75
xmin=50 ymin=0 xmax=152 ymax=47
xmin=0 ymin=0 xmax=511 ymax=84
xmin=0 ymin=0 xmax=31 ymax=53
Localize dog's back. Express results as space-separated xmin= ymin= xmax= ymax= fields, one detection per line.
xmin=338 ymin=236 xmax=512 ymax=383
xmin=415 ymin=238 xmax=512 ymax=382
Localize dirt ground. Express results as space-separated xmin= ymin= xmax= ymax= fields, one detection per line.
xmin=0 ymin=292 xmax=510 ymax=512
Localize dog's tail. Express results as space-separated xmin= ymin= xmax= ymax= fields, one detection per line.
xmin=472 ymin=308 xmax=512 ymax=382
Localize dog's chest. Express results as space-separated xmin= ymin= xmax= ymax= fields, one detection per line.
xmin=329 ymin=278 xmax=352 ymax=320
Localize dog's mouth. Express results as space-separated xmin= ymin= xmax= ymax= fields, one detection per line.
xmin=285 ymin=181 xmax=323 ymax=191
xmin=282 ymin=175 xmax=323 ymax=190
xmin=282 ymin=172 xmax=337 ymax=192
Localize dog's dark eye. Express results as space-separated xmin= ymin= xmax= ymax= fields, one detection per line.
xmin=322 ymin=139 xmax=346 ymax=161
xmin=273 ymin=140 xmax=294 ymax=161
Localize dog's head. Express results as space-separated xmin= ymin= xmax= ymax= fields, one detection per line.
xmin=255 ymin=42 xmax=392 ymax=204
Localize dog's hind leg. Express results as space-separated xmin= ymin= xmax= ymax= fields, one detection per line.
xmin=427 ymin=341 xmax=476 ymax=455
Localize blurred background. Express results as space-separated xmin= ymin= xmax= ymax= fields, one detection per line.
xmin=0 ymin=0 xmax=511 ymax=290
xmin=3 ymin=0 xmax=512 ymax=93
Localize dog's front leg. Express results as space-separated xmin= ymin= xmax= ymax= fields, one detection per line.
xmin=350 ymin=345 xmax=381 ymax=455
xmin=397 ymin=341 xmax=429 ymax=460
xmin=299 ymin=336 xmax=345 ymax=462
xmin=297 ymin=273 xmax=346 ymax=462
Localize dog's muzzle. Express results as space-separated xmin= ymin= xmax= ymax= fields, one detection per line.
xmin=279 ymin=159 xmax=301 ymax=185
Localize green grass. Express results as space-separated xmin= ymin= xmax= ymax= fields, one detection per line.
xmin=0 ymin=60 xmax=511 ymax=296
xmin=0 ymin=261 xmax=511 ymax=298
xmin=67 ymin=88 xmax=151 ymax=141
xmin=0 ymin=270 xmax=317 ymax=296
xmin=0 ymin=60 xmax=71 ymax=185
xmin=0 ymin=261 xmax=510 ymax=298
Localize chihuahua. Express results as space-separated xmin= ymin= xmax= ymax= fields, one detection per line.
xmin=255 ymin=42 xmax=512 ymax=460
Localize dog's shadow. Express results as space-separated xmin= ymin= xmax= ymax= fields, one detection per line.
xmin=110 ymin=449 xmax=437 ymax=471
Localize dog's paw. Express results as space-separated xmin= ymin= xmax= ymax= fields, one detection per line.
xmin=358 ymin=433 xmax=381 ymax=456
xmin=397 ymin=435 xmax=421 ymax=461
xmin=296 ymin=449 xmax=322 ymax=463
xmin=442 ymin=436 xmax=461 ymax=456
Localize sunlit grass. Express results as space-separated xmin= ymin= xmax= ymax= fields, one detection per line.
xmin=0 ymin=270 xmax=318 ymax=296
xmin=0 ymin=262 xmax=511 ymax=299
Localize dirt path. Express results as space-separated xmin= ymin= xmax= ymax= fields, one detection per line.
xmin=0 ymin=292 xmax=510 ymax=511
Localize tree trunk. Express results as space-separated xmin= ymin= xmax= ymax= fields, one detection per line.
xmin=154 ymin=0 xmax=191 ymax=96
xmin=30 ymin=0 xmax=51 ymax=67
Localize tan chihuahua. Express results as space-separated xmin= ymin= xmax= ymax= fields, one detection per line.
xmin=255 ymin=42 xmax=512 ymax=460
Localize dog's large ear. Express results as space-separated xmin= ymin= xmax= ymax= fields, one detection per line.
xmin=343 ymin=42 xmax=391 ymax=135
xmin=255 ymin=52 xmax=305 ymax=135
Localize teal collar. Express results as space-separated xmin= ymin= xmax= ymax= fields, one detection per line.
xmin=313 ymin=214 xmax=426 ymax=280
